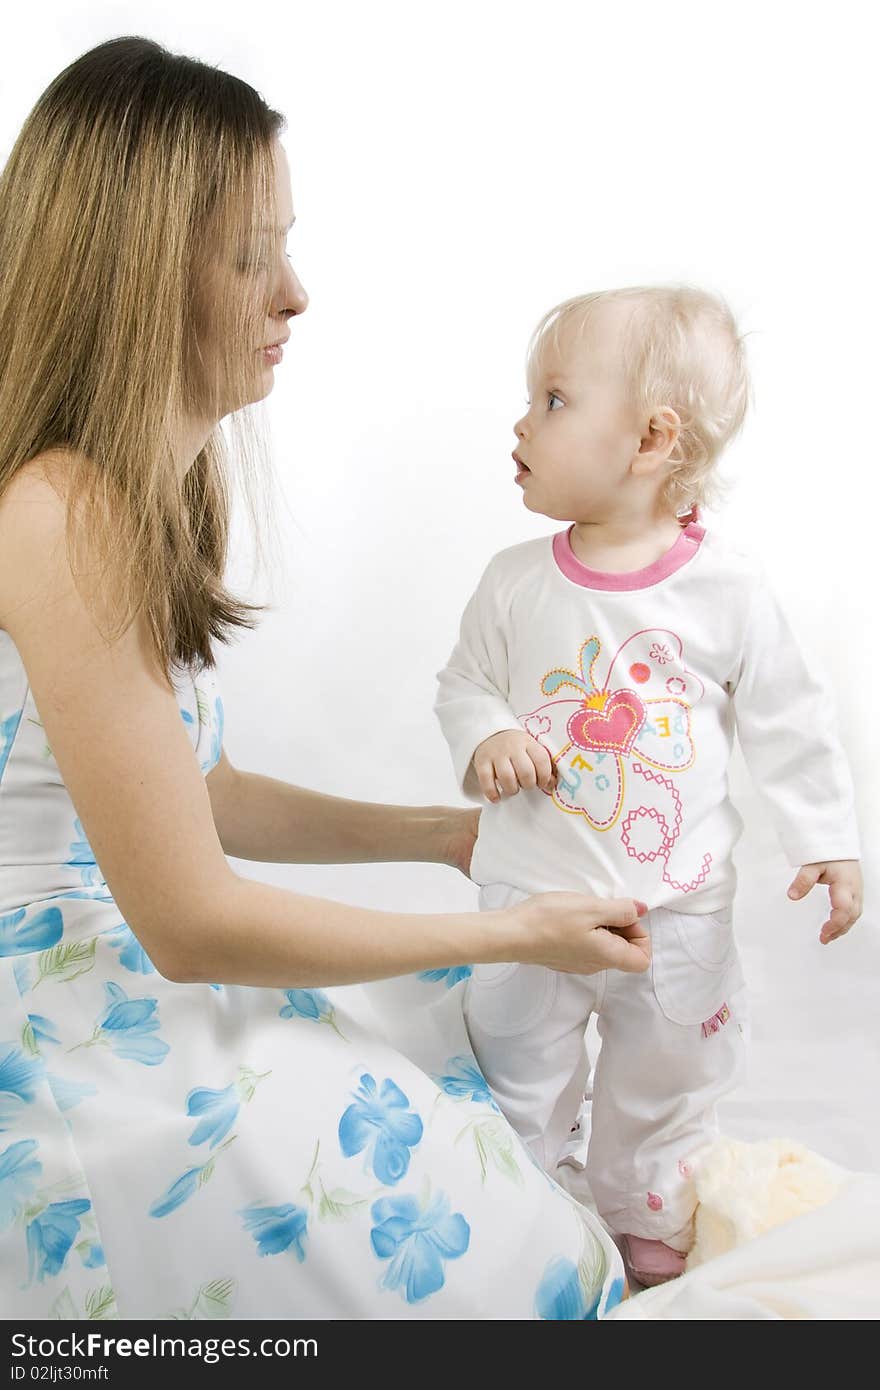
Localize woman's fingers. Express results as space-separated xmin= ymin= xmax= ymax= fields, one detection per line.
xmin=596 ymin=898 xmax=647 ymax=929
xmin=517 ymin=892 xmax=652 ymax=975
xmin=585 ymin=900 xmax=651 ymax=973
xmin=595 ymin=925 xmax=652 ymax=973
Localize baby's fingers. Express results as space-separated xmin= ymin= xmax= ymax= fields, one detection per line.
xmin=788 ymin=864 xmax=822 ymax=900
xmin=820 ymin=886 xmax=858 ymax=944
xmin=475 ymin=755 xmax=502 ymax=803
xmin=511 ymin=747 xmax=539 ymax=790
xmin=527 ymin=741 xmax=557 ymax=792
xmin=493 ymin=757 xmax=521 ymax=798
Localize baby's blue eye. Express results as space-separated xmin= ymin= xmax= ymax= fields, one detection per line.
xmin=548 ymin=392 xmax=564 ymax=410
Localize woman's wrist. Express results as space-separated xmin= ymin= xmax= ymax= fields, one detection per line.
xmin=392 ymin=804 xmax=479 ymax=875
xmin=399 ymin=805 xmax=462 ymax=864
xmin=477 ymin=905 xmax=527 ymax=964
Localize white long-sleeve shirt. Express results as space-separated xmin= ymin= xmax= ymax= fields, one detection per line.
xmin=435 ymin=518 xmax=860 ymax=914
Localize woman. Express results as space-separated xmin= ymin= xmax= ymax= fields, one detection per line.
xmin=0 ymin=36 xmax=650 ymax=1319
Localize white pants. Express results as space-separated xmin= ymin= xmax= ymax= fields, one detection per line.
xmin=464 ymin=885 xmax=749 ymax=1244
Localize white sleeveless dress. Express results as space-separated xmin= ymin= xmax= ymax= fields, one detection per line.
xmin=0 ymin=630 xmax=625 ymax=1319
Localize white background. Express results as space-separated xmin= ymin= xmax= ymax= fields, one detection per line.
xmin=5 ymin=1 xmax=878 ymax=1169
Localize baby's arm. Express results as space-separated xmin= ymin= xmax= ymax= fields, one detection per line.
xmin=731 ymin=571 xmax=862 ymax=944
xmin=435 ymin=559 xmax=555 ymax=802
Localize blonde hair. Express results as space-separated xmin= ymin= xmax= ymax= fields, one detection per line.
xmin=526 ymin=284 xmax=752 ymax=515
xmin=0 ymin=36 xmax=289 ymax=682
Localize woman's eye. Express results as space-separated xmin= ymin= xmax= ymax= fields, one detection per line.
xmin=548 ymin=392 xmax=564 ymax=410
xmin=239 ymin=253 xmax=292 ymax=273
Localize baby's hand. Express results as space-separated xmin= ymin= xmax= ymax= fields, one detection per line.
xmin=787 ymin=860 xmax=864 ymax=944
xmin=472 ymin=729 xmax=557 ymax=803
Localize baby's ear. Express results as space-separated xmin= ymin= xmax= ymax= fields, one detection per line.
xmin=632 ymin=409 xmax=682 ymax=479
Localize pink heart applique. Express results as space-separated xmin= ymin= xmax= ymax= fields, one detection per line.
xmin=568 ymin=689 xmax=646 ymax=755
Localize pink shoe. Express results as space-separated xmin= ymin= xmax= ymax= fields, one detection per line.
xmin=621 ymin=1234 xmax=686 ymax=1288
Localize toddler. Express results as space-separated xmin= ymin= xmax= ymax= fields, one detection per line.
xmin=434 ymin=285 xmax=863 ymax=1286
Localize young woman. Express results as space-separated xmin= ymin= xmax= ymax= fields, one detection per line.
xmin=0 ymin=35 xmax=650 ymax=1319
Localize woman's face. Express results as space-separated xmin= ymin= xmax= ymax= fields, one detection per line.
xmin=192 ymin=137 xmax=309 ymax=420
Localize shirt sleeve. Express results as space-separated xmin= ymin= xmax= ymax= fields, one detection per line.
xmin=434 ymin=558 xmax=524 ymax=798
xmin=731 ymin=572 xmax=860 ymax=866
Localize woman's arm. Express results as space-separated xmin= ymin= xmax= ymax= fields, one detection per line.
xmin=0 ymin=465 xmax=648 ymax=991
xmin=177 ymin=880 xmax=649 ymax=989
xmin=207 ymin=748 xmax=474 ymax=869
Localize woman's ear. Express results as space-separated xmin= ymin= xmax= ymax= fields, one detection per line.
xmin=632 ymin=407 xmax=682 ymax=476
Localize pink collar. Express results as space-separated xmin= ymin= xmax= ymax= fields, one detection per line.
xmin=552 ymin=518 xmax=706 ymax=592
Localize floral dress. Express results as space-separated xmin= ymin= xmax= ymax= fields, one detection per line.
xmin=0 ymin=629 xmax=625 ymax=1319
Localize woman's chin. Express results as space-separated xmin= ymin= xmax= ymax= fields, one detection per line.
xmin=225 ymin=376 xmax=274 ymax=413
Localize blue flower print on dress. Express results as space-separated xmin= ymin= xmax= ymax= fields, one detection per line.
xmin=150 ymin=1069 xmax=267 ymax=1216
xmin=280 ymin=988 xmax=330 ymax=1022
xmin=0 ymin=905 xmax=63 ymax=958
xmin=25 ymin=1015 xmax=61 ymax=1049
xmin=104 ymin=923 xmax=155 ymax=975
xmin=186 ymin=1085 xmax=239 ymax=1150
xmin=240 ymin=1204 xmax=308 ymax=1261
xmin=370 ymin=1191 xmax=470 ymax=1303
xmin=279 ymin=989 xmax=345 ymax=1038
xmin=601 ymin=1276 xmax=625 ymax=1315
xmin=535 ymin=1256 xmax=608 ymax=1320
xmin=0 ymin=708 xmax=23 ymax=783
xmin=81 ymin=1243 xmax=105 ymax=1269
xmin=196 ymin=691 xmax=224 ymax=776
xmin=417 ymin=965 xmax=472 ymax=989
xmin=46 ymin=1075 xmax=98 ymax=1113
xmin=71 ymin=981 xmax=169 ymax=1066
xmin=0 ymin=1043 xmax=45 ymax=1130
xmin=149 ymin=1166 xmax=204 ymax=1219
xmin=26 ymin=1198 xmax=91 ymax=1283
xmin=66 ymin=817 xmax=103 ymax=888
xmin=0 ymin=1139 xmax=42 ymax=1231
xmin=338 ymin=1074 xmax=423 ymax=1185
xmin=186 ymin=1067 xmax=270 ymax=1150
xmin=149 ymin=1138 xmax=239 ymax=1219
xmin=433 ymin=1054 xmax=496 ymax=1108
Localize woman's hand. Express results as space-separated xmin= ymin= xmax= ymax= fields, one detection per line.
xmin=507 ymin=892 xmax=651 ymax=975
xmin=440 ymin=807 xmax=481 ymax=879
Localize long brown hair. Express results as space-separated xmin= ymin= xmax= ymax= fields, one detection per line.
xmin=0 ymin=36 xmax=289 ymax=680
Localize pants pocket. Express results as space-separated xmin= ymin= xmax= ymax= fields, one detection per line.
xmin=464 ymin=963 xmax=558 ymax=1039
xmin=650 ymin=906 xmax=742 ymax=1026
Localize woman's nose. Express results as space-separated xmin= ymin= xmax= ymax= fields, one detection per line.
xmin=280 ymin=264 xmax=309 ymax=316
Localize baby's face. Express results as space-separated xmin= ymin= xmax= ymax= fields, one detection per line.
xmin=512 ymin=303 xmax=641 ymax=524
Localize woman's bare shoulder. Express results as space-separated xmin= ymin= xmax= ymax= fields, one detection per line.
xmin=0 ymin=449 xmax=91 ymax=626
